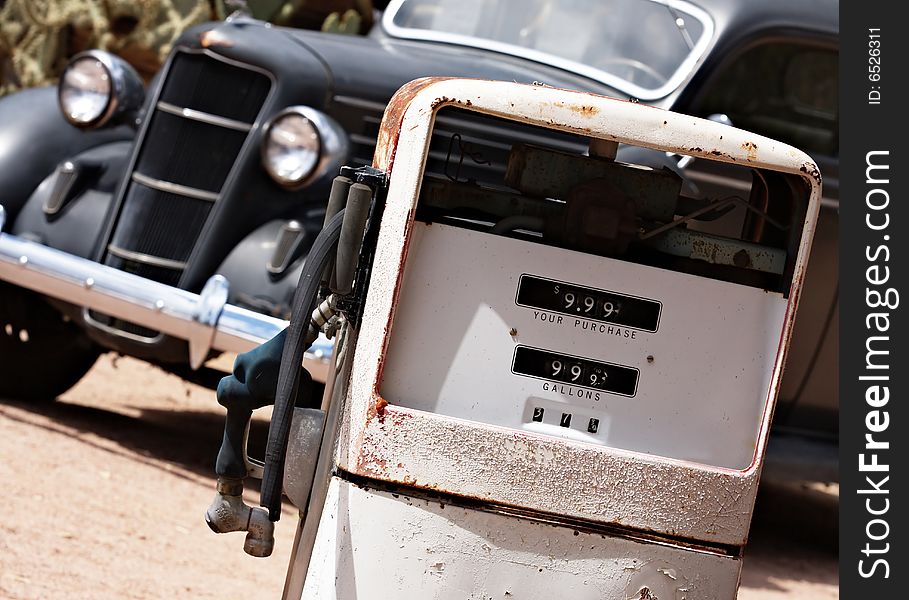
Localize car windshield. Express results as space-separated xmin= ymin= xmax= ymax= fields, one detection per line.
xmin=383 ymin=0 xmax=713 ymax=100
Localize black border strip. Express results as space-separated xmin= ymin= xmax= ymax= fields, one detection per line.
xmin=840 ymin=4 xmax=906 ymax=594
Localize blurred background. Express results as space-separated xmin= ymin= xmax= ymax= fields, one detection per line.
xmin=1 ymin=0 xmax=376 ymax=96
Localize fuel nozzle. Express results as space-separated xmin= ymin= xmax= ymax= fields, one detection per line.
xmin=206 ymin=330 xmax=312 ymax=557
xmin=205 ymin=477 xmax=274 ymax=557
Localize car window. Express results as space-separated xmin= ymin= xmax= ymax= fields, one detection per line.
xmin=383 ymin=0 xmax=713 ymax=100
xmin=694 ymin=42 xmax=838 ymax=157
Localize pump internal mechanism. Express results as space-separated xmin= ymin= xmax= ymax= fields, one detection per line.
xmin=418 ymin=107 xmax=809 ymax=295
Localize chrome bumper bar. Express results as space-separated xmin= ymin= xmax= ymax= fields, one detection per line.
xmin=0 ymin=206 xmax=332 ymax=381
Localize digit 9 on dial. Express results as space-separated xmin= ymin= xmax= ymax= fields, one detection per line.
xmin=516 ymin=275 xmax=661 ymax=332
xmin=512 ymin=346 xmax=639 ymax=397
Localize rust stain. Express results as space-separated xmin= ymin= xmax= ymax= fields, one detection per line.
xmin=367 ymin=393 xmax=415 ymax=430
xmin=375 ymin=396 xmax=388 ymax=417
xmin=356 ymin=423 xmax=390 ymax=477
xmin=365 ymin=392 xmax=390 ymax=427
xmin=373 ymin=77 xmax=449 ymax=171
xmin=199 ymin=29 xmax=233 ymax=48
xmin=432 ymin=95 xmax=480 ymax=110
xmin=568 ymin=104 xmax=600 ymax=117
xmin=741 ymin=141 xmax=758 ymax=161
xmin=799 ymin=162 xmax=822 ymax=184
xmin=733 ymin=249 xmax=752 ymax=269
xmin=374 ymin=78 xmax=483 ymax=171
xmin=356 ymin=452 xmax=388 ymax=478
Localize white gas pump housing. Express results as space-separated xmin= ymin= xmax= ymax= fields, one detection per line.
xmin=280 ymin=78 xmax=822 ymax=599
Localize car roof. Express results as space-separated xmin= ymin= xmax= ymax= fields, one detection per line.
xmin=698 ymin=0 xmax=838 ymax=39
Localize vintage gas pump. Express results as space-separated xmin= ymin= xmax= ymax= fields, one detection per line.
xmin=207 ymin=78 xmax=821 ymax=599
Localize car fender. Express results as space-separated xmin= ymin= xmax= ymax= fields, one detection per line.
xmin=0 ymin=86 xmax=133 ymax=222
xmin=215 ymin=219 xmax=317 ymax=319
xmin=12 ymin=140 xmax=133 ymax=259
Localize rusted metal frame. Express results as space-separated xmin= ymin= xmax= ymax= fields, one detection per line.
xmin=643 ymin=229 xmax=787 ymax=274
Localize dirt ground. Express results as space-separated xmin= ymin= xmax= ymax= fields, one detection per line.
xmin=0 ymin=353 xmax=838 ymax=599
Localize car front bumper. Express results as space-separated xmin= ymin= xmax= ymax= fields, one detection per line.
xmin=0 ymin=205 xmax=332 ymax=382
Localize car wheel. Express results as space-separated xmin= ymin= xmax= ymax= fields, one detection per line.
xmin=0 ymin=283 xmax=100 ymax=401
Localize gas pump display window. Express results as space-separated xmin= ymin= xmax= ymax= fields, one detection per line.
xmin=379 ymin=106 xmax=810 ymax=470
xmin=516 ymin=274 xmax=661 ymax=332
xmin=512 ymin=346 xmax=639 ymax=396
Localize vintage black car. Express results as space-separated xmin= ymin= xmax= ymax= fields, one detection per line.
xmin=0 ymin=0 xmax=838 ymax=478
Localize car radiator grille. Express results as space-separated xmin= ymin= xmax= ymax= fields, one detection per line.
xmin=92 ymin=52 xmax=271 ymax=339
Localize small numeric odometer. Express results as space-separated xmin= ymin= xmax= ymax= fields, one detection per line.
xmin=516 ymin=275 xmax=661 ymax=332
xmin=512 ymin=346 xmax=639 ymax=397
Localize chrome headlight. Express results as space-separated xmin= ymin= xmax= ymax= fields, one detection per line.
xmin=262 ymin=107 xmax=348 ymax=189
xmin=58 ymin=50 xmax=144 ymax=128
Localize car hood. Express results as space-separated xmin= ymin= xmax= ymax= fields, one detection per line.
xmin=285 ymin=28 xmax=627 ymax=105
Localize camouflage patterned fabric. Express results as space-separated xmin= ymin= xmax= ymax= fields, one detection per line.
xmin=0 ymin=0 xmax=374 ymax=96
xmin=0 ymin=0 xmax=215 ymax=95
xmin=268 ymin=0 xmax=373 ymax=34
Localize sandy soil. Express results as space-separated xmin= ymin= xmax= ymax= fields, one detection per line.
xmin=0 ymin=354 xmax=838 ymax=599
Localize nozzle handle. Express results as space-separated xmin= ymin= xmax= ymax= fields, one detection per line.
xmin=214 ymin=329 xmax=289 ymax=479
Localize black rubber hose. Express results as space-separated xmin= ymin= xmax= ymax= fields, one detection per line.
xmin=324 ymin=176 xmax=352 ymax=289
xmin=324 ymin=176 xmax=352 ymax=228
xmin=261 ymin=209 xmax=346 ymax=520
xmin=333 ymin=183 xmax=372 ymax=296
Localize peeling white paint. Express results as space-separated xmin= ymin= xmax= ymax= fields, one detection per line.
xmin=301 ymin=479 xmax=740 ymax=599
